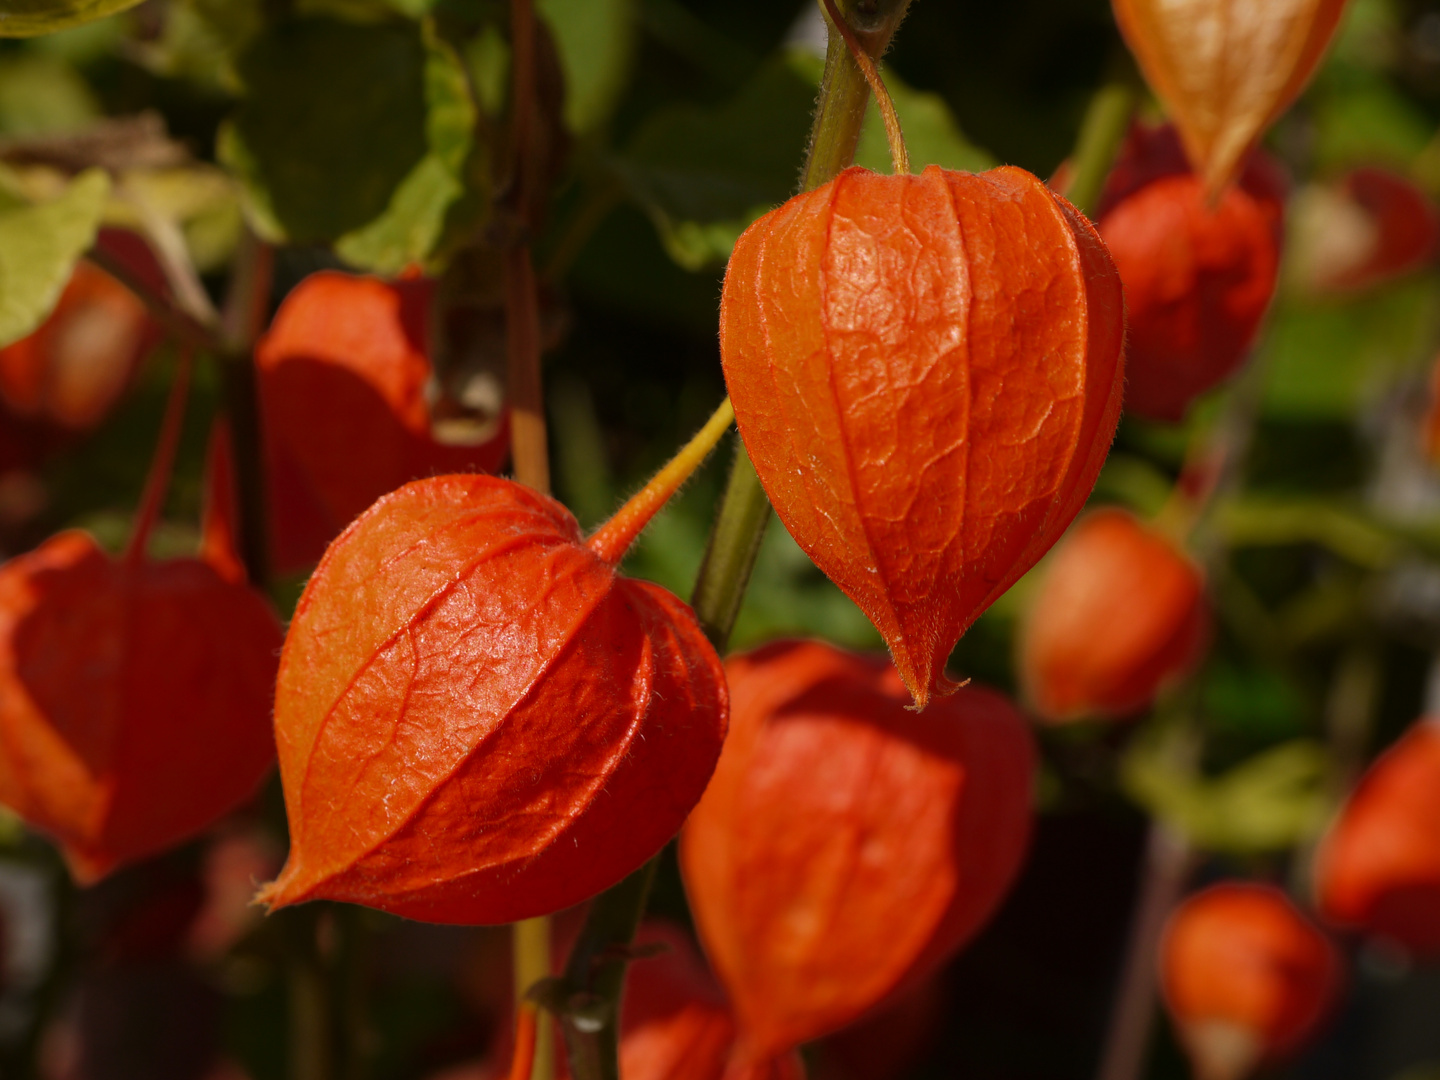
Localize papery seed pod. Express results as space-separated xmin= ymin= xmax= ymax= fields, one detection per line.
xmin=257 ymin=271 xmax=510 ymax=573
xmin=1018 ymin=507 xmax=1208 ymax=723
xmin=1112 ymin=0 xmax=1349 ymax=195
xmin=1096 ymin=124 xmax=1286 ymax=422
xmin=257 ymin=471 xmax=728 ymax=924
xmin=1291 ymin=167 xmax=1440 ymax=296
xmin=618 ymin=923 xmax=737 ymax=1080
xmin=1160 ymin=883 xmax=1342 ymax=1080
xmin=1314 ymin=721 xmax=1440 ymax=955
xmin=0 ymin=531 xmax=282 ymax=883
xmin=720 ymin=165 xmax=1125 ymax=709
xmin=0 ymin=237 xmax=160 ymax=436
xmin=680 ymin=640 xmax=1034 ymax=1059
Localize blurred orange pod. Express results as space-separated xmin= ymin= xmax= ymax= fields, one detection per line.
xmin=1314 ymin=720 xmax=1440 ymax=956
xmin=0 ymin=530 xmax=282 ymax=883
xmin=719 ymin=164 xmax=1126 ymax=709
xmin=1290 ymin=167 xmax=1440 ymax=296
xmin=680 ymin=640 xmax=1034 ymax=1060
xmin=257 ymin=270 xmax=509 ymax=574
xmin=1096 ymin=124 xmax=1286 ymax=422
xmin=1111 ymin=0 xmax=1350 ymax=195
xmin=0 ymin=231 xmax=164 ymax=465
xmin=1160 ymin=882 xmax=1342 ymax=1080
xmin=1018 ymin=507 xmax=1209 ymax=724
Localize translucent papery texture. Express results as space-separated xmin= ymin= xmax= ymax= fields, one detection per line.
xmin=1019 ymin=508 xmax=1209 ymax=722
xmin=1160 ymin=883 xmax=1341 ymax=1075
xmin=0 ymin=532 xmax=281 ymax=882
xmin=680 ymin=641 xmax=1035 ymax=1059
xmin=259 ymin=474 xmax=727 ymax=925
xmin=720 ymin=165 xmax=1125 ymax=709
xmin=257 ymin=271 xmax=510 ymax=572
xmin=1112 ymin=0 xmax=1349 ymax=195
xmin=1097 ymin=125 xmax=1286 ymax=422
xmin=1315 ymin=722 xmax=1440 ymax=955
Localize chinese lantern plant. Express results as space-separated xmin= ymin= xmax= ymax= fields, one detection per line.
xmin=0 ymin=230 xmax=166 ymax=464
xmin=720 ymin=160 xmax=1125 ymax=708
xmin=1160 ymin=883 xmax=1342 ymax=1080
xmin=256 ymin=402 xmax=736 ymax=924
xmin=1111 ymin=0 xmax=1350 ymax=196
xmin=1314 ymin=720 xmax=1440 ymax=956
xmin=1018 ymin=505 xmax=1209 ymax=723
xmin=256 ymin=269 xmax=510 ymax=573
xmin=680 ymin=639 xmax=1035 ymax=1061
xmin=1291 ymin=167 xmax=1440 ymax=295
xmin=0 ymin=356 xmax=282 ymax=883
xmin=1095 ymin=123 xmax=1286 ymax=422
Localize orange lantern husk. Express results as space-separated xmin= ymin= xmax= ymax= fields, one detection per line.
xmin=1018 ymin=506 xmax=1209 ymax=722
xmin=1096 ymin=123 xmax=1286 ymax=422
xmin=1314 ymin=721 xmax=1440 ymax=956
xmin=720 ymin=164 xmax=1125 ymax=709
xmin=680 ymin=640 xmax=1035 ymax=1059
xmin=1160 ymin=883 xmax=1342 ymax=1080
xmin=0 ymin=530 xmax=282 ymax=882
xmin=258 ymin=399 xmax=735 ymax=924
xmin=257 ymin=270 xmax=510 ymax=573
xmin=1111 ymin=0 xmax=1350 ymax=196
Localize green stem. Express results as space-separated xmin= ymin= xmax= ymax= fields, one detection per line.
xmin=550 ymin=8 xmax=913 ymax=1080
xmin=1060 ymin=84 xmax=1135 ymax=219
xmin=556 ymin=860 xmax=659 ymax=1080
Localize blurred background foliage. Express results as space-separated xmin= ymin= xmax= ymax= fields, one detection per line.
xmin=5 ymin=0 xmax=1440 ymax=1077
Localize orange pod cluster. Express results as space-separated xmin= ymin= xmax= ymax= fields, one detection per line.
xmin=0 ymin=531 xmax=281 ymax=882
xmin=258 ymin=474 xmax=727 ymax=925
xmin=257 ymin=271 xmax=510 ymax=573
xmin=1112 ymin=0 xmax=1350 ymax=195
xmin=681 ymin=640 xmax=1034 ymax=1061
xmin=720 ymin=164 xmax=1125 ymax=708
xmin=1018 ymin=507 xmax=1209 ymax=723
xmin=1161 ymin=883 xmax=1341 ymax=1080
xmin=1315 ymin=721 xmax=1440 ymax=956
xmin=1096 ymin=124 xmax=1286 ymax=421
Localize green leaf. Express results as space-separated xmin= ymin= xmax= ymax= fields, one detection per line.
xmin=615 ymin=53 xmax=818 ymax=270
xmin=0 ymin=168 xmax=109 ymax=349
xmin=854 ymin=67 xmax=995 ymax=175
xmin=1122 ymin=723 xmax=1332 ymax=853
xmin=219 ymin=18 xmax=431 ymax=245
xmin=537 ymin=0 xmax=635 ymax=134
xmin=0 ymin=53 xmax=100 ymax=135
xmin=335 ymin=24 xmax=489 ymax=273
xmin=616 ymin=49 xmax=996 ymax=270
xmin=0 ymin=0 xmax=142 ymax=38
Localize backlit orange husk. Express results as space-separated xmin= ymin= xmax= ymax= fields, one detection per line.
xmin=1096 ymin=124 xmax=1286 ymax=422
xmin=680 ymin=640 xmax=1035 ymax=1059
xmin=258 ymin=473 xmax=727 ymax=925
xmin=257 ymin=271 xmax=510 ymax=573
xmin=0 ymin=236 xmax=162 ymax=440
xmin=1314 ymin=720 xmax=1440 ymax=956
xmin=1111 ymin=0 xmax=1350 ymax=195
xmin=720 ymin=165 xmax=1125 ymax=709
xmin=0 ymin=531 xmax=282 ymax=882
xmin=1018 ymin=507 xmax=1209 ymax=723
xmin=1160 ymin=883 xmax=1342 ymax=1080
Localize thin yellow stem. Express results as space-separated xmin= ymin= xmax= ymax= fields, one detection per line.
xmin=586 ymin=398 xmax=735 ymax=566
xmin=820 ymin=0 xmax=908 ymax=175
